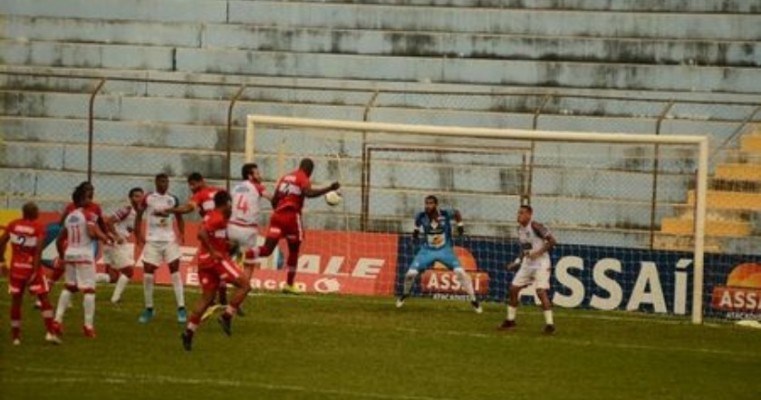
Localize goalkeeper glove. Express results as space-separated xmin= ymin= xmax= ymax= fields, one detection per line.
xmin=456 ymin=222 xmax=464 ymax=237
xmin=412 ymin=229 xmax=420 ymax=244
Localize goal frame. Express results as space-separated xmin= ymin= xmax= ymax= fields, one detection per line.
xmin=246 ymin=114 xmax=709 ymax=324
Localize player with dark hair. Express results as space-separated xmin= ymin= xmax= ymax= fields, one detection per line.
xmin=182 ymin=190 xmax=252 ymax=351
xmin=229 ymin=163 xmax=271 ymax=282
xmin=100 ymin=187 xmax=144 ymax=303
xmin=396 ymin=195 xmax=482 ymax=313
xmin=246 ymin=158 xmax=339 ymax=294
xmin=0 ymin=202 xmax=61 ymax=345
xmin=163 ymin=172 xmax=230 ymax=308
xmin=54 ymin=186 xmax=113 ymax=338
xmin=134 ymin=173 xmax=186 ymax=324
xmin=500 ymin=204 xmax=557 ymax=334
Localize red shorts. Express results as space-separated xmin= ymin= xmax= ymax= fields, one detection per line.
xmin=265 ymin=210 xmax=303 ymax=243
xmin=8 ymin=267 xmax=49 ymax=296
xmin=198 ymin=258 xmax=243 ymax=293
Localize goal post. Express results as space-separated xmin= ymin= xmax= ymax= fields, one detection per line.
xmin=246 ymin=114 xmax=709 ymax=324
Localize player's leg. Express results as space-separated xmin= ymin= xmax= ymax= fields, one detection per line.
xmin=109 ymin=244 xmax=134 ymax=303
xmin=76 ymin=262 xmax=97 ymax=338
xmin=29 ymin=270 xmax=60 ymax=343
xmin=182 ymin=271 xmax=218 ymax=351
xmin=439 ymin=248 xmax=482 ymax=313
xmin=167 ymin=243 xmax=187 ymax=323
xmin=217 ymin=259 xmax=251 ymax=335
xmin=500 ymin=268 xmax=534 ymax=330
xmin=397 ymin=250 xmax=433 ymax=307
xmin=535 ymin=267 xmax=555 ymax=334
xmin=282 ymin=239 xmax=301 ymax=294
xmin=9 ymin=278 xmax=24 ymax=345
xmin=54 ymin=263 xmax=78 ymax=329
xmin=139 ymin=242 xmax=160 ymax=322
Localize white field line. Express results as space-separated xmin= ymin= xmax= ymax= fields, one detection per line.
xmin=5 ymin=366 xmax=455 ymax=400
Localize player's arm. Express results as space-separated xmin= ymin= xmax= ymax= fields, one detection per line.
xmin=55 ymin=226 xmax=68 ymax=261
xmin=175 ymin=211 xmax=185 ymax=244
xmin=527 ymin=222 xmax=556 ymax=260
xmin=162 ymin=201 xmax=197 ymax=216
xmin=304 ymin=181 xmax=340 ymax=198
xmin=412 ymin=213 xmax=423 ymax=242
xmin=86 ymin=217 xmax=113 ymax=245
xmin=197 ymin=226 xmax=222 ymax=261
xmin=452 ymin=209 xmax=464 ymax=236
xmin=134 ymin=206 xmax=145 ymax=245
xmin=102 ymin=213 xmax=124 ymax=244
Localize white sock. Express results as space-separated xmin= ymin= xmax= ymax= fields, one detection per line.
xmin=55 ymin=289 xmax=72 ymax=322
xmin=112 ymin=274 xmax=130 ymax=303
xmin=507 ymin=305 xmax=517 ymax=321
xmin=95 ymin=273 xmax=111 ymax=284
xmin=171 ymin=272 xmax=185 ymax=308
xmin=83 ymin=293 xmax=95 ymax=327
xmin=543 ymin=309 xmax=554 ymax=325
xmin=143 ymin=273 xmax=155 ymax=309
xmin=454 ymin=268 xmax=476 ymax=302
xmin=402 ymin=270 xmax=419 ymax=297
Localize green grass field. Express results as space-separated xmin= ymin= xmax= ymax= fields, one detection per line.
xmin=1 ymin=282 xmax=760 ymax=400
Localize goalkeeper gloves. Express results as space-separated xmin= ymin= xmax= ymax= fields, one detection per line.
xmin=456 ymin=222 xmax=464 ymax=237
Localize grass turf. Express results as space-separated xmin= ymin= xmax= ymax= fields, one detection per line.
xmin=1 ymin=282 xmax=760 ymax=400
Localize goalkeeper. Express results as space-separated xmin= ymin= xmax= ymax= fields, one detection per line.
xmin=396 ymin=195 xmax=482 ymax=313
xmin=500 ymin=205 xmax=557 ymax=334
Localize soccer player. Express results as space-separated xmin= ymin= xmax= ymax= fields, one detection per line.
xmin=182 ymin=191 xmax=252 ymax=351
xmin=229 ymin=163 xmax=271 ymax=282
xmin=54 ymin=186 xmax=114 ymax=338
xmin=396 ymin=195 xmax=482 ymax=313
xmin=134 ymin=173 xmax=187 ymax=323
xmin=100 ymin=187 xmax=144 ymax=304
xmin=50 ymin=181 xmax=105 ymax=284
xmin=163 ymin=172 xmax=231 ymax=308
xmin=246 ymin=158 xmax=340 ymax=294
xmin=499 ymin=205 xmax=557 ymax=334
xmin=0 ymin=202 xmax=61 ymax=345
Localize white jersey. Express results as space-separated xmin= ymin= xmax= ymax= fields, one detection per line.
xmin=141 ymin=191 xmax=180 ymax=242
xmin=230 ymin=180 xmax=267 ymax=226
xmin=109 ymin=204 xmax=137 ymax=239
xmin=517 ymin=220 xmax=553 ymax=268
xmin=63 ymin=208 xmax=98 ymax=261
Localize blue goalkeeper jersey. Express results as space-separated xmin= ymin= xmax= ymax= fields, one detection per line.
xmin=415 ymin=209 xmax=456 ymax=250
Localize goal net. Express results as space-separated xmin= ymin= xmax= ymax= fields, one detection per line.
xmin=245 ymin=115 xmax=711 ymax=324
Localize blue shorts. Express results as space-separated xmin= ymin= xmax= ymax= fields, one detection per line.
xmin=410 ymin=247 xmax=462 ymax=271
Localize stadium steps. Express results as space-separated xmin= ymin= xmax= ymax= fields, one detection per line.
xmin=5 ymin=16 xmax=759 ymax=67
xmin=660 ymin=217 xmax=752 ymax=237
xmin=714 ymin=165 xmax=761 ymax=182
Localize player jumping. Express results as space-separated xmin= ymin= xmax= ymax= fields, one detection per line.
xmin=100 ymin=187 xmax=144 ymax=303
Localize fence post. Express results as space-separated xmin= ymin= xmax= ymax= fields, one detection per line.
xmin=649 ymin=100 xmax=675 ymax=249
xmin=226 ymin=85 xmax=247 ymax=191
xmin=87 ymin=79 xmax=106 ymax=182
xmin=523 ymin=93 xmax=552 ymax=206
xmin=360 ymin=89 xmax=380 ymax=231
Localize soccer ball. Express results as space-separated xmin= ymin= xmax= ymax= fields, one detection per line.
xmin=325 ymin=190 xmax=342 ymax=206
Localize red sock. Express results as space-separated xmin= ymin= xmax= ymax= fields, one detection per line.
xmin=10 ymin=299 xmax=22 ymax=339
xmin=186 ymin=314 xmax=201 ymax=334
xmin=51 ymin=267 xmax=65 ymax=282
xmin=38 ymin=296 xmax=55 ymax=333
xmin=286 ymin=265 xmax=297 ymax=286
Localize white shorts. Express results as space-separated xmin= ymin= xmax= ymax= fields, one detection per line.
xmin=64 ymin=262 xmax=96 ymax=290
xmin=103 ymin=243 xmax=134 ymax=269
xmin=512 ymin=264 xmax=552 ymax=290
xmin=142 ymin=241 xmax=181 ymax=266
xmin=227 ymin=224 xmax=259 ymax=264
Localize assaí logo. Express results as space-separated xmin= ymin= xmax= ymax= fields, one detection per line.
xmin=420 ymin=246 xmax=489 ymax=297
xmin=711 ymin=263 xmax=761 ymax=319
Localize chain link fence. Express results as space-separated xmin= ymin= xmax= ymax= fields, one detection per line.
xmin=2 ymin=72 xmax=760 ymax=236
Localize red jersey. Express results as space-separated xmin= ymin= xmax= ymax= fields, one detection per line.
xmin=273 ymin=169 xmax=310 ymax=213
xmin=197 ymin=209 xmax=229 ymax=267
xmin=5 ymin=219 xmax=44 ymax=269
xmin=190 ymin=186 xmax=221 ymax=217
